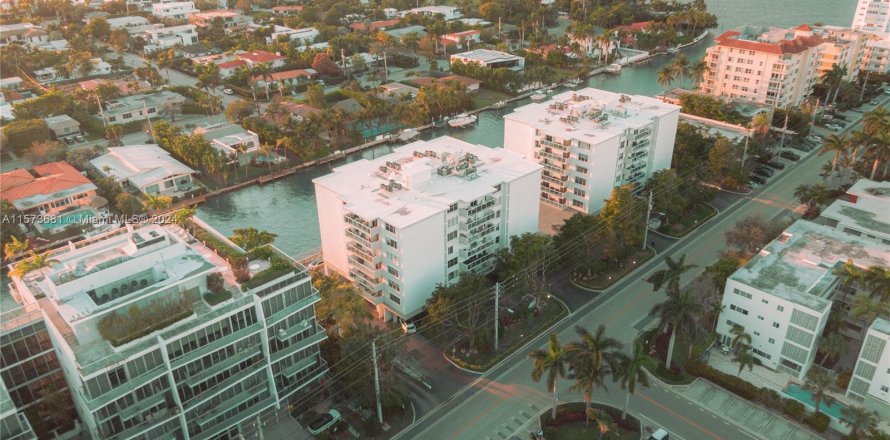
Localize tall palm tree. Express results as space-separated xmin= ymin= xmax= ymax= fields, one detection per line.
xmin=862 ymin=106 xmax=889 ymax=137
xmin=530 ymin=333 xmax=568 ymax=420
xmin=3 ymin=236 xmax=30 ymax=261
xmin=816 ymin=333 xmax=845 ymax=365
xmin=649 ymin=291 xmax=703 ymax=369
xmin=818 ymin=133 xmax=850 ymax=177
xmin=142 ymin=194 xmax=172 ymax=212
xmin=656 ymin=66 xmax=675 ymax=88
xmin=669 ymin=53 xmax=690 ymax=80
xmin=613 ymin=340 xmax=655 ymax=420
xmin=732 ymin=345 xmax=759 ymax=376
xmin=253 ymin=63 xmax=273 ymax=100
xmin=11 ymin=251 xmax=59 ymax=278
xmin=864 ymin=266 xmax=890 ymax=302
xmin=851 ymin=295 xmax=890 ymax=326
xmin=585 ymin=407 xmax=615 ymax=440
xmin=196 ymin=63 xmax=222 ymax=116
xmin=730 ymin=325 xmax=751 ymax=351
xmin=802 ymin=370 xmax=836 ymax=414
xmin=840 ymin=405 xmax=879 ymax=437
xmin=565 ymin=325 xmax=622 ymax=419
xmin=794 ymin=184 xmax=828 ymax=215
xmin=646 ymin=254 xmax=696 ymax=297
xmin=820 ymin=64 xmax=846 ymax=105
xmin=863 ymin=131 xmax=890 ymax=179
xmin=751 ymin=112 xmax=771 ymax=140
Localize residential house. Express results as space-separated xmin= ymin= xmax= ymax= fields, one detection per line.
xmin=0 ymin=23 xmax=48 ymax=46
xmin=348 ymin=18 xmax=401 ymax=33
xmin=441 ymin=30 xmax=481 ymax=49
xmin=0 ymin=162 xmax=97 ymax=216
xmin=189 ymin=9 xmax=251 ymax=33
xmin=264 ymin=25 xmax=318 ymax=45
xmin=44 ymin=115 xmax=81 ymax=139
xmin=32 ymin=58 xmax=112 ymax=84
xmin=151 ymin=1 xmax=198 ymax=20
xmin=194 ymin=123 xmax=262 ymax=166
xmin=143 ymin=24 xmax=199 ymax=52
xmin=399 ymin=6 xmax=462 ymax=20
xmin=90 ymin=145 xmax=196 ymax=196
xmin=272 ymin=5 xmax=302 ymax=15
xmin=314 ymin=136 xmax=541 ymax=322
xmin=450 ymin=49 xmax=525 ymax=70
xmin=236 ymin=50 xmax=286 ymax=69
xmin=379 ymin=82 xmax=418 ymax=101
xmin=252 ymin=69 xmax=317 ymax=89
xmin=504 ymin=88 xmax=680 ymax=214
xmin=411 ymin=75 xmax=481 ymax=92
xmin=218 ymin=59 xmax=248 ymax=78
xmin=99 ymin=91 xmax=186 ymax=126
xmin=0 ymin=76 xmax=23 ymax=90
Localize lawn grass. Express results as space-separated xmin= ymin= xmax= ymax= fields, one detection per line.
xmin=543 ymin=423 xmax=639 ymax=440
xmin=471 ymin=88 xmax=513 ymax=109
xmin=573 ymin=248 xmax=655 ymax=291
xmin=445 ymin=297 xmax=568 ymax=372
xmin=656 ymin=203 xmax=718 ymax=238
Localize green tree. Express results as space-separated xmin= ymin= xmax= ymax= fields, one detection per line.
xmin=704 ymin=256 xmax=743 ymax=294
xmin=530 ymin=333 xmax=568 ymax=420
xmin=171 ymin=207 xmax=196 ymax=226
xmin=802 ymin=370 xmax=837 ymax=414
xmin=646 ymin=254 xmax=696 ymax=298
xmin=816 ymin=333 xmax=845 ymax=365
xmin=3 ymin=236 xmax=30 ymax=261
xmin=85 ymin=17 xmax=111 ymax=40
xmin=156 ymin=49 xmax=175 ymax=82
xmin=313 ymin=272 xmax=371 ymax=337
xmin=195 ymin=63 xmax=222 ymax=115
xmin=141 ymin=194 xmax=172 ymax=212
xmin=649 ymin=291 xmax=702 ymax=369
xmin=229 ymin=227 xmax=277 ymax=250
xmin=10 ymin=251 xmax=59 ymax=278
xmin=613 ymin=339 xmax=655 ymax=420
xmin=426 ymin=272 xmax=492 ymax=351
xmin=25 ymin=140 xmax=66 ymax=165
xmin=819 ymin=133 xmax=850 ymax=178
xmin=598 ymin=185 xmax=645 ymax=258
xmin=585 ymin=407 xmax=616 ymax=440
xmin=656 ymin=65 xmax=675 ymax=88
xmin=305 ymin=82 xmax=326 ymax=109
xmin=1 ymin=119 xmax=52 ymax=153
xmin=729 ymin=325 xmax=751 ymax=351
xmin=840 ymin=405 xmax=879 ymax=437
xmin=499 ymin=233 xmax=552 ymax=310
xmin=225 ymin=99 xmax=254 ymax=123
xmin=565 ymin=325 xmax=622 ymax=421
xmin=794 ymin=184 xmax=829 ymax=217
xmin=732 ymin=345 xmax=759 ymax=376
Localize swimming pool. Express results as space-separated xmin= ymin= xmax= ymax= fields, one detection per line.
xmin=35 ymin=209 xmax=95 ymax=232
xmin=782 ymin=384 xmax=850 ymax=422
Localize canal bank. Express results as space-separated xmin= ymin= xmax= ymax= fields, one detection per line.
xmin=198 ymin=0 xmax=858 ymax=258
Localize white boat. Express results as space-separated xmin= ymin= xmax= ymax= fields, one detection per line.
xmin=491 ymin=100 xmax=507 ymax=109
xmin=605 ymin=63 xmax=622 ymax=73
xmin=566 ymin=78 xmax=582 ymax=88
xmin=448 ymin=114 xmax=477 ymax=128
xmin=398 ymin=128 xmax=420 ymax=142
xmin=667 ymin=47 xmax=679 ymax=54
xmin=530 ymin=91 xmax=548 ymax=101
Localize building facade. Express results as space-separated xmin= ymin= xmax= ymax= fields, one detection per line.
xmin=846 ymin=317 xmax=890 ymax=420
xmin=0 ymin=162 xmax=97 ymax=216
xmin=852 ymin=0 xmax=890 ymax=32
xmin=143 ymin=25 xmax=199 ymax=52
xmin=314 ymin=136 xmax=541 ymax=322
xmin=91 ymin=145 xmax=196 ymax=197
xmin=0 ymin=383 xmax=37 ymax=440
xmin=194 ymin=123 xmax=262 ymax=166
xmin=700 ymin=25 xmax=825 ymax=107
xmin=151 ymin=1 xmax=198 ymax=20
xmin=503 ymin=88 xmax=679 ymax=214
xmin=450 ymin=49 xmax=525 ymax=70
xmin=7 ymin=223 xmax=328 ymax=440
xmin=715 ymin=220 xmax=890 ymax=380
xmin=98 ymin=91 xmax=186 ymax=126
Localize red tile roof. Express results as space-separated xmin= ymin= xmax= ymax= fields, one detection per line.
xmin=795 ymin=24 xmax=812 ymax=31
xmin=0 ymin=162 xmax=93 ymax=204
xmin=272 ymin=5 xmax=303 ymax=12
xmin=253 ymin=69 xmax=316 ymax=82
xmin=714 ymin=30 xmax=823 ymax=55
xmin=349 ymin=18 xmax=401 ymax=32
xmin=237 ymin=50 xmax=285 ymax=64
xmin=616 ymin=21 xmax=652 ymax=33
xmin=218 ymin=59 xmax=248 ymax=70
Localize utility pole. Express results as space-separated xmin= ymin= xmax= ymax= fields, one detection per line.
xmin=642 ymin=191 xmax=653 ymax=251
xmin=811 ymin=97 xmax=820 ymax=127
xmin=494 ymin=283 xmax=500 ymax=351
xmin=256 ymin=415 xmax=264 ymax=440
xmin=383 ymin=51 xmax=389 ymax=81
xmin=371 ymin=339 xmax=383 ymax=425
xmin=341 ymin=48 xmax=347 ymax=78
xmin=498 ymin=16 xmax=502 ymax=40
xmin=777 ymin=111 xmax=789 ymax=156
xmin=143 ymin=100 xmax=154 ymax=139
xmin=741 ymin=135 xmax=749 ymax=165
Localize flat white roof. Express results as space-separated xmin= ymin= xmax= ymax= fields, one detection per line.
xmin=870 ymin=316 xmax=890 ymax=337
xmin=821 ymin=178 xmax=890 ymax=240
xmin=90 ymin=145 xmax=195 ymax=188
xmin=730 ymin=220 xmax=890 ymax=311
xmin=451 ymin=48 xmax=523 ymax=63
xmin=504 ymin=87 xmax=679 ymax=142
xmin=314 ymin=136 xmax=541 ymax=229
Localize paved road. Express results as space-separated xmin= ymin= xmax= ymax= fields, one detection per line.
xmin=117 ymin=51 xmax=240 ymax=108
xmin=394 ymin=95 xmax=890 ymax=440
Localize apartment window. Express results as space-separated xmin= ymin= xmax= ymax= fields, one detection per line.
xmin=574 ymin=177 xmax=587 ymax=186
xmin=726 ymin=319 xmax=736 ymax=327
xmin=389 ymin=293 xmax=401 ymax=304
xmin=447 ymin=257 xmax=458 ymax=268
xmin=754 ymin=331 xmax=760 ymax=336
xmin=576 ymin=166 xmax=588 ymax=174
xmin=733 ymin=288 xmax=752 ymax=299
xmin=385 ymin=223 xmax=396 ymax=233
xmin=448 ymin=271 xmax=458 ymax=280
xmin=164 ymin=180 xmax=174 ymax=189
xmin=768 ymin=338 xmax=775 ymax=344
xmin=578 ymin=153 xmax=589 ymax=162
xmin=761 ymin=299 xmax=769 ymax=304
xmin=385 ymin=238 xmax=398 ymax=249
xmin=448 ymin=204 xmax=458 ymax=213
xmin=777 ymin=305 xmax=784 ymax=312
xmin=387 ymin=266 xmax=399 ymax=277
xmin=123 ymin=113 xmax=133 ymax=119
xmin=572 ymin=200 xmax=583 ymax=208
xmin=387 ymin=280 xmax=400 ymax=292
xmin=752 ymin=348 xmax=771 ymax=359
xmin=573 ymin=188 xmax=586 ymax=197
xmin=447 ymin=246 xmax=454 ymax=254
xmin=447 ymin=231 xmax=457 ymax=241
xmin=730 ymin=304 xmax=749 ymax=315
xmin=773 ymin=322 xmax=780 ymax=328
xmin=790 ymin=309 xmax=819 ymax=331
xmin=882 ymin=386 xmax=889 ymax=392
xmin=758 ymin=316 xmax=764 ymax=320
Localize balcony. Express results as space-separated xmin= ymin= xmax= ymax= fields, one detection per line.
xmin=348 ymin=258 xmax=380 ymax=281
xmin=170 ymin=323 xmax=262 ymax=369
xmin=346 ymin=228 xmax=378 ymax=248
xmin=344 ymin=214 xmax=378 ymax=234
xmin=191 ymin=396 xmax=275 ymax=440
xmin=183 ymin=348 xmax=261 ymax=388
xmin=346 ymin=243 xmax=379 ymax=263
xmin=536 ymin=149 xmax=570 ymax=162
xmin=272 ymin=318 xmax=314 ymax=343
xmin=120 ymin=391 xmax=168 ymax=421
xmin=266 ymin=291 xmax=320 ymax=326
xmin=271 ymin=327 xmax=326 ymax=363
xmin=87 ymin=365 xmax=167 ymax=411
xmin=106 ymin=410 xmax=178 ymax=440
xmin=195 ymin=383 xmax=270 ymax=428
xmin=282 ymin=356 xmax=317 ymax=379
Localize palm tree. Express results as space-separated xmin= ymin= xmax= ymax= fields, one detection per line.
xmin=820 ymin=64 xmax=846 ymax=105
xmin=751 ymin=112 xmax=771 ymax=140
xmin=196 ymin=63 xmax=222 ymax=116
xmin=657 ymin=66 xmax=675 ymax=88
xmin=646 ymin=254 xmax=696 ymax=297
xmin=793 ymin=184 xmax=828 ymax=216
xmin=142 ymin=194 xmax=172 ymax=212
xmin=3 ymin=236 xmax=30 ymax=261
xmin=530 ymin=333 xmax=568 ymax=420
xmin=253 ymin=63 xmax=273 ymax=100
xmin=732 ymin=345 xmax=759 ymax=376
xmin=864 ymin=266 xmax=890 ymax=302
xmin=816 ymin=333 xmax=846 ymax=365
xmin=818 ymin=133 xmax=850 ymax=177
xmin=670 ymin=53 xmax=690 ymax=80
xmin=835 ymin=258 xmax=866 ymax=297
xmin=840 ymin=405 xmax=879 ymax=437
xmin=730 ymin=325 xmax=751 ymax=352
xmin=157 ymin=49 xmax=175 ymax=81
xmin=613 ymin=340 xmax=655 ymax=420
xmin=171 ymin=207 xmax=196 ymax=226
xmin=585 ymin=407 xmax=616 ymax=440
xmin=649 ymin=291 xmax=703 ymax=369
xmin=802 ymin=370 xmax=836 ymax=414
xmin=565 ymin=325 xmax=622 ymax=419
xmin=851 ymin=295 xmax=890 ymax=326
xmin=11 ymin=251 xmax=59 ymax=278
xmin=863 ymin=131 xmax=890 ymax=179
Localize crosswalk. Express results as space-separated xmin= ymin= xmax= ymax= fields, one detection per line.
xmin=482 ymin=403 xmax=541 ymax=440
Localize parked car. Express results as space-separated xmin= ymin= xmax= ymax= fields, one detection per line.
xmin=307 ymin=259 xmax=323 ymax=270
xmin=833 ymin=113 xmax=847 ymax=121
xmin=883 ymin=88 xmax=890 ymax=95
xmin=780 ymin=151 xmax=801 ymax=161
xmin=753 ymin=167 xmax=773 ymax=178
xmin=401 ymin=320 xmax=417 ymax=334
xmin=75 ymin=135 xmax=85 ymax=143
xmin=749 ymin=175 xmax=767 ymax=185
xmin=793 ymin=143 xmax=813 ymax=152
xmin=766 ymin=161 xmax=786 ymax=170
xmin=825 ymin=124 xmax=842 ymax=131
xmin=648 ymin=428 xmax=670 ymax=440
xmin=222 ymin=88 xmax=234 ymax=95
xmin=307 ymin=409 xmax=341 ymax=435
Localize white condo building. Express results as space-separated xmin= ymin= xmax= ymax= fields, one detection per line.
xmin=847 ymin=317 xmax=890 ymax=420
xmin=716 ymin=220 xmax=890 ymax=380
xmin=853 ymin=0 xmax=890 ymax=32
xmin=7 ymin=223 xmax=328 ymax=440
xmin=503 ymin=88 xmax=679 ymax=214
xmin=821 ymin=178 xmax=890 ymax=244
xmin=314 ymin=136 xmax=541 ymax=322
xmin=151 ymin=1 xmax=198 ymax=20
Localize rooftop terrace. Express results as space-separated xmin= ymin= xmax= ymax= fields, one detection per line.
xmin=730 ymin=220 xmax=890 ymax=311
xmin=821 ymin=178 xmax=890 ymax=240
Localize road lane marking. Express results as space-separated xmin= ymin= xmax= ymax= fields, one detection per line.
xmin=639 ymin=394 xmax=723 ymax=440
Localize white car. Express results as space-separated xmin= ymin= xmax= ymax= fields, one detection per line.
xmin=825 ymin=124 xmax=842 ymax=131
xmin=222 ymin=88 xmax=234 ymax=95
xmin=401 ymin=320 xmax=417 ymax=334
xmin=307 ymin=409 xmax=341 ymax=435
xmin=307 ymin=259 xmax=323 ymax=270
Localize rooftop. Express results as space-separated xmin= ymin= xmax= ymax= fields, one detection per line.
xmin=237 ymin=50 xmax=285 ymax=63
xmin=730 ymin=220 xmax=890 ymax=311
xmin=90 ymin=145 xmax=195 ymax=188
xmin=253 ymin=69 xmax=316 ymax=82
xmin=313 ymin=136 xmax=541 ymax=228
xmin=821 ymin=178 xmax=890 ymax=240
xmin=870 ymin=316 xmax=890 ymax=337
xmin=504 ymin=87 xmax=680 ymax=142
xmin=713 ymin=24 xmax=825 ymax=55
xmin=451 ymin=48 xmax=523 ymax=63
xmin=0 ymin=162 xmax=96 ymax=210
xmin=101 ymin=90 xmax=186 ymax=116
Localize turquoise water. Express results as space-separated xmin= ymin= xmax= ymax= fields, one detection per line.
xmin=199 ymin=0 xmax=858 ymax=257
xmin=37 ymin=209 xmax=94 ymax=231
xmin=782 ymin=384 xmax=850 ymax=421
